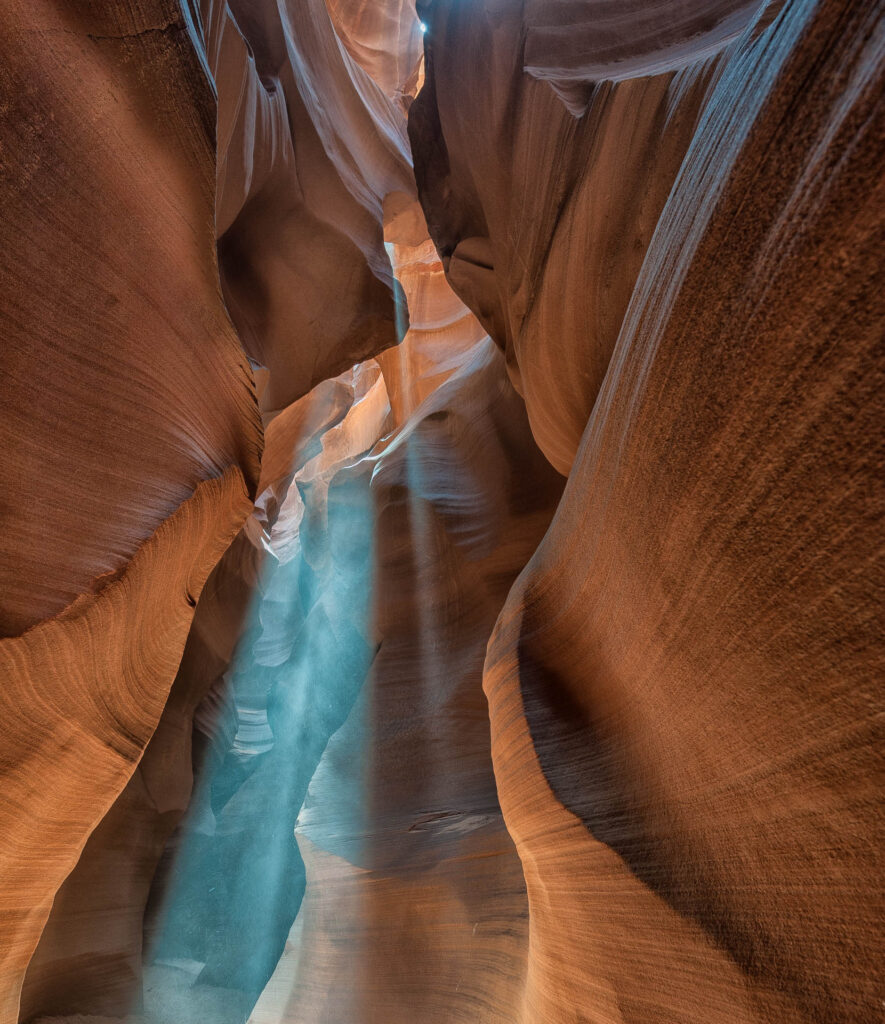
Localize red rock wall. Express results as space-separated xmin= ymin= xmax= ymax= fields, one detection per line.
xmin=0 ymin=1 xmax=261 ymax=1016
xmin=12 ymin=0 xmax=427 ymax=1016
xmin=200 ymin=0 xmax=414 ymax=411
xmin=17 ymin=530 xmax=263 ymax=1020
xmin=412 ymin=0 xmax=885 ymax=1021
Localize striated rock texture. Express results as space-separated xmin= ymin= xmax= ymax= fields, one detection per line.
xmin=413 ymin=0 xmax=885 ymax=1021
xmin=0 ymin=1 xmax=262 ymax=1017
xmin=198 ymin=0 xmax=417 ymax=411
xmin=410 ymin=0 xmax=759 ymax=473
xmin=17 ymin=530 xmax=264 ymax=1021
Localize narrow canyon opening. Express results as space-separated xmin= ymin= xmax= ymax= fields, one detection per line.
xmin=1 ymin=1 xmax=882 ymax=1023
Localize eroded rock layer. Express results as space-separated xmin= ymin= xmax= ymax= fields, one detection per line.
xmin=412 ymin=0 xmax=884 ymax=1021
xmin=197 ymin=0 xmax=416 ymax=411
xmin=0 ymin=1 xmax=261 ymax=1016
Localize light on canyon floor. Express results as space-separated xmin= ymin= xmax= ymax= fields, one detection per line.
xmin=142 ymin=449 xmax=376 ymax=1022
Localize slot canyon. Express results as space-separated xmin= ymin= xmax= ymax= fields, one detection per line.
xmin=0 ymin=0 xmax=883 ymax=1021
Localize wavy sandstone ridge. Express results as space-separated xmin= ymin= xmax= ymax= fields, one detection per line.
xmin=0 ymin=0 xmax=261 ymax=1016
xmin=199 ymin=0 xmax=415 ymax=411
xmin=410 ymin=0 xmax=884 ymax=1021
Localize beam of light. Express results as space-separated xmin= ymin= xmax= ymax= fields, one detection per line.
xmin=142 ymin=238 xmax=428 ymax=1022
xmin=140 ymin=399 xmax=378 ymax=1023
